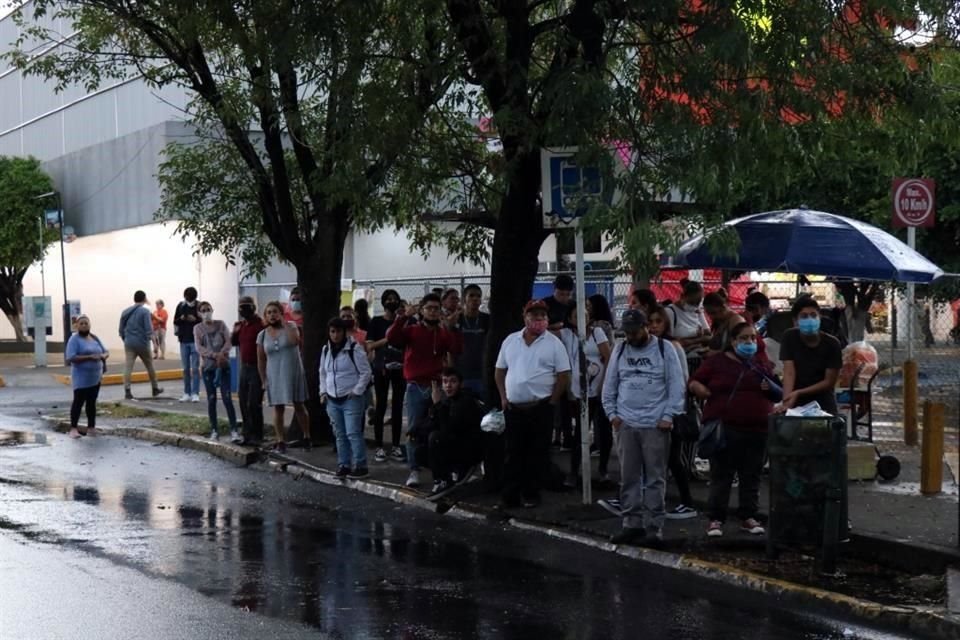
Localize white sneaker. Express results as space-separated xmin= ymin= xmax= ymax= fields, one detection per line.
xmin=190 ymin=394 xmax=200 ymax=402
xmin=179 ymin=394 xmax=191 ymax=402
xmin=405 ymin=470 xmax=421 ymax=488
xmin=740 ymin=518 xmax=765 ymax=535
xmin=229 ymin=430 xmax=242 ymax=444
xmin=209 ymin=430 xmax=219 ymax=441
xmin=707 ymin=520 xmax=724 ymax=537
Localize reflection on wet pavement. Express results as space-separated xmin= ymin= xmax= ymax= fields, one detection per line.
xmin=0 ymin=428 xmax=907 ymax=640
xmin=0 ymin=430 xmax=47 ymax=446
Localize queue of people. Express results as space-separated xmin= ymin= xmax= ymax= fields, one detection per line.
xmin=65 ymin=277 xmax=842 ymax=545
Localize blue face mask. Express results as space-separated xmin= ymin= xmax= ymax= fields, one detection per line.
xmin=291 ymin=300 xmax=302 ymax=313
xmin=735 ymin=342 xmax=757 ymax=358
xmin=798 ymin=317 xmax=820 ymax=335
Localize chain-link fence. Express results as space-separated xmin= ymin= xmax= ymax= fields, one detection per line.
xmin=240 ymin=271 xmax=959 ymax=447
xmin=864 ymin=295 xmax=960 ymax=448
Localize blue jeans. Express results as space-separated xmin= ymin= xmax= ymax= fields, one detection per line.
xmin=327 ymin=395 xmax=367 ymax=469
xmin=404 ymin=383 xmax=432 ymax=470
xmin=203 ymin=367 xmax=237 ymax=434
xmin=180 ymin=342 xmax=200 ymax=395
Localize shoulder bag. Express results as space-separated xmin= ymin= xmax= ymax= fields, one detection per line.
xmin=697 ymin=366 xmax=747 ymax=459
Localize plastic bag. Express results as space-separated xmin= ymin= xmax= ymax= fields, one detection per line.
xmin=838 ymin=341 xmax=879 ymax=388
xmin=785 ymin=401 xmax=833 ymax=417
xmin=480 ymin=409 xmax=506 ymax=434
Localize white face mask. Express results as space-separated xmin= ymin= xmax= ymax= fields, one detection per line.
xmin=201 ymin=311 xmax=213 ymax=322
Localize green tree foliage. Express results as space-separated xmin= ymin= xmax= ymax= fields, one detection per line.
xmin=8 ymin=0 xmax=465 ymax=434
xmin=439 ymin=0 xmax=954 ymax=382
xmin=742 ymin=53 xmax=960 ymax=304
xmin=0 ymin=156 xmax=56 ymax=341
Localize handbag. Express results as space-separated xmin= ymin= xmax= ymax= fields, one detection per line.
xmin=697 ymin=367 xmax=747 ymax=458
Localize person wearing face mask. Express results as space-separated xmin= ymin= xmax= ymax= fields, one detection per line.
xmin=494 ymin=300 xmax=572 ymax=508
xmin=232 ymin=296 xmax=265 ymax=445
xmin=283 ymin=287 xmax=304 ymax=327
xmin=257 ymin=301 xmax=310 ymax=453
xmin=690 ymin=322 xmax=778 ymax=538
xmin=780 ymin=296 xmax=842 ymax=415
xmin=602 ymin=309 xmax=685 ymax=545
xmin=665 ymin=279 xmax=711 ymax=373
xmin=65 ymin=315 xmax=109 ymax=438
xmin=387 ymin=292 xmax=463 ymax=488
xmin=194 ymin=302 xmax=239 ymax=442
xmin=339 ymin=306 xmax=367 ymax=344
xmin=174 ymin=286 xmax=202 ymax=402
xmin=366 ymin=289 xmax=407 ymax=463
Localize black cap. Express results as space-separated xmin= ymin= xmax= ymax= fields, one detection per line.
xmin=621 ymin=309 xmax=647 ymax=329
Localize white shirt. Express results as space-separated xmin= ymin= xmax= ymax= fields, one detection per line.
xmin=581 ymin=326 xmax=609 ymax=398
xmin=666 ymin=303 xmax=709 ymax=339
xmin=496 ymin=330 xmax=571 ymax=404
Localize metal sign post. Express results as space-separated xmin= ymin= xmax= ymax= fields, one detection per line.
xmin=541 ymin=147 xmax=610 ymax=506
xmin=892 ymin=177 xmax=935 ymax=446
xmin=24 ymin=296 xmax=53 ymax=368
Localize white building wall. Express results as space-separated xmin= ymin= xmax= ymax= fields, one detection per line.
xmin=1 ymin=223 xmax=238 ymax=350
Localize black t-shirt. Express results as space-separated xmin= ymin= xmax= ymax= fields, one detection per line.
xmin=367 ymin=315 xmax=404 ymax=371
xmin=173 ymin=301 xmax=200 ymax=344
xmin=779 ymin=328 xmax=843 ymax=414
xmin=543 ymin=295 xmax=572 ymax=325
xmin=455 ymin=312 xmax=489 ymax=381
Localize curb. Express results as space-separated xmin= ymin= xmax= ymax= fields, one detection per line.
xmin=272 ymin=455 xmax=958 ymax=639
xmin=47 ymin=419 xmax=258 ymax=466
xmin=43 ymin=419 xmax=960 ymax=639
xmin=52 ymin=369 xmax=184 ymax=387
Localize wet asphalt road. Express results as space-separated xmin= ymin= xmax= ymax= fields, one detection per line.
xmin=0 ymin=410 xmax=907 ymax=640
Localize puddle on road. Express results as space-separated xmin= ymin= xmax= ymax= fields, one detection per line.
xmin=0 ymin=430 xmax=48 ymax=446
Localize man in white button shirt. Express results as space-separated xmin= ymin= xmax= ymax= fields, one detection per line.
xmin=494 ymin=300 xmax=572 ymax=508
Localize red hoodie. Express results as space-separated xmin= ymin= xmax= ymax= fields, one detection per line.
xmin=386 ymin=316 xmax=462 ymax=385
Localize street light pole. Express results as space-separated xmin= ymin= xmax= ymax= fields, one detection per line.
xmin=56 ymin=191 xmax=71 ymax=345
xmin=34 ymin=190 xmax=71 ymax=345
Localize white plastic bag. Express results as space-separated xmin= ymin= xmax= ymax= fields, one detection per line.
xmin=480 ymin=409 xmax=506 ymax=434
xmin=785 ymin=401 xmax=833 ymax=417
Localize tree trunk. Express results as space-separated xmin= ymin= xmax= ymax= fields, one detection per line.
xmin=0 ymin=275 xmax=27 ymax=342
xmin=484 ymin=150 xmax=549 ymax=402
xmin=632 ymin=272 xmax=651 ymax=289
xmin=3 ymin=312 xmax=26 ymax=341
xmin=292 ymin=217 xmax=350 ymax=443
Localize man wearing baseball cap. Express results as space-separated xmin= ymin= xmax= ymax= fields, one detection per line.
xmin=494 ymin=299 xmax=572 ymax=508
xmin=602 ymin=308 xmax=685 ymax=545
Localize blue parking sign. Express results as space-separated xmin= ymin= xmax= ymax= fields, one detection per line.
xmin=541 ymin=148 xmax=608 ymax=228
